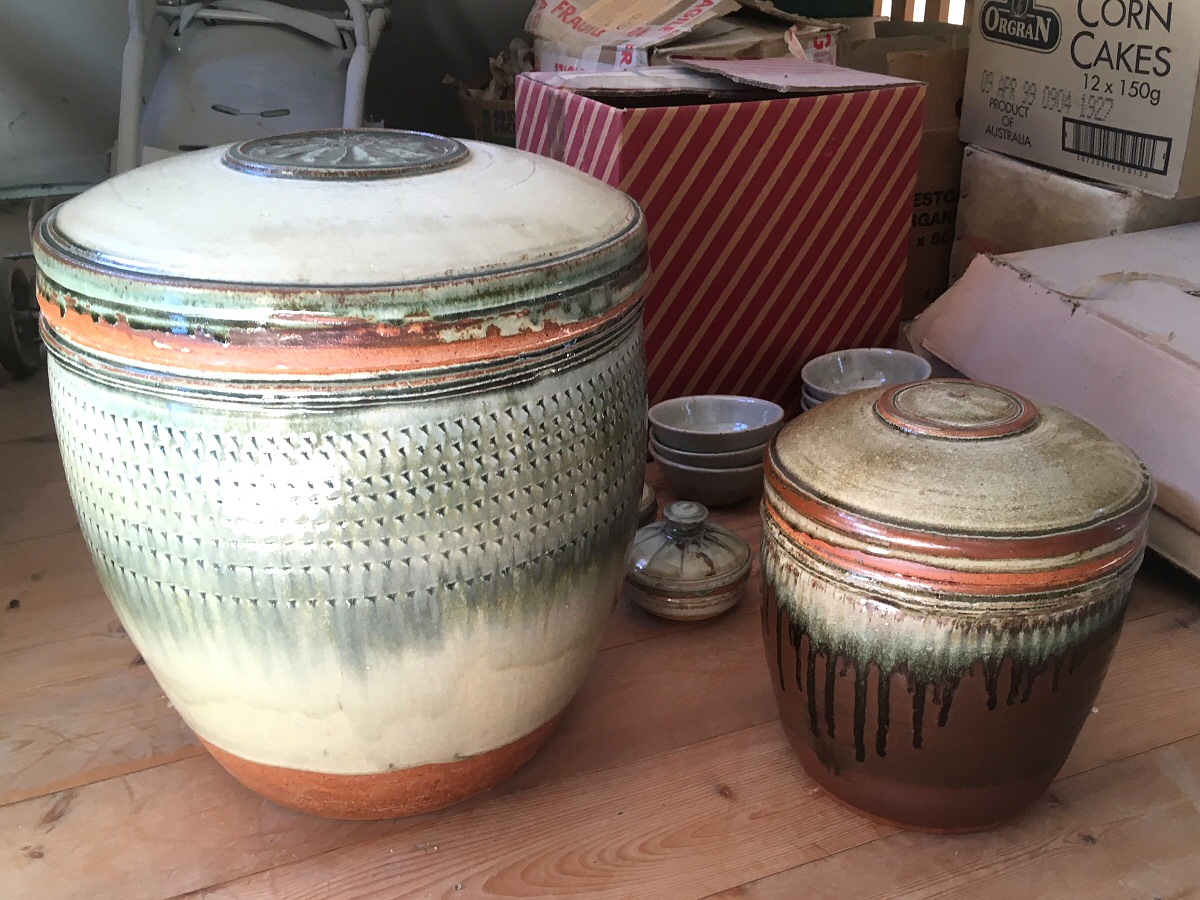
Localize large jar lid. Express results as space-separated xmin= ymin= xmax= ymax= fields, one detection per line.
xmin=766 ymin=380 xmax=1154 ymax=590
xmin=627 ymin=501 xmax=752 ymax=595
xmin=34 ymin=129 xmax=646 ymax=385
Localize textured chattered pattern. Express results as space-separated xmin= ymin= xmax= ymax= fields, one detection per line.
xmin=48 ymin=320 xmax=646 ymax=775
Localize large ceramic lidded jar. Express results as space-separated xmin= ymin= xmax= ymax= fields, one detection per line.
xmin=35 ymin=130 xmax=649 ymax=819
xmin=760 ymin=379 xmax=1154 ymax=832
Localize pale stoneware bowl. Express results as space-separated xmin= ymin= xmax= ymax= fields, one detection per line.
xmin=655 ymin=457 xmax=764 ymax=507
xmin=648 ymin=433 xmax=768 ymax=469
xmin=801 ymin=348 xmax=932 ymax=402
xmin=649 ymin=395 xmax=784 ymax=453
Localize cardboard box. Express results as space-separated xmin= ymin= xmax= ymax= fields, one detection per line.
xmin=516 ymin=59 xmax=925 ymax=411
xmin=960 ymin=0 xmax=1200 ymax=198
xmin=525 ymin=0 xmax=841 ymax=73
xmin=456 ymin=89 xmax=518 ymax=147
xmin=915 ymin=223 xmax=1200 ymax=540
xmin=1146 ymin=506 xmax=1200 ymax=579
xmin=950 ymin=144 xmax=1200 ymax=281
xmin=841 ymin=21 xmax=969 ymax=318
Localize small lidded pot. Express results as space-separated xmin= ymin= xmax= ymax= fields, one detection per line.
xmin=627 ymin=501 xmax=751 ymax=621
xmin=761 ymin=379 xmax=1154 ymax=832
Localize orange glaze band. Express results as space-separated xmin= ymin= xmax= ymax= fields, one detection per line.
xmin=763 ymin=501 xmax=1144 ymax=595
xmin=763 ymin=464 xmax=1153 ymax=566
xmin=37 ymin=289 xmax=643 ymax=378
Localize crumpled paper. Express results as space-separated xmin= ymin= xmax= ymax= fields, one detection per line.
xmin=444 ymin=38 xmax=535 ymax=101
xmin=784 ymin=25 xmax=810 ymax=60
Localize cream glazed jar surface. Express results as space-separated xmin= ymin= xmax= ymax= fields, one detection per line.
xmin=35 ymin=129 xmax=650 ymax=819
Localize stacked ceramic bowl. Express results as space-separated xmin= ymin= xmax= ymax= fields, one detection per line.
xmin=801 ymin=348 xmax=932 ymax=411
xmin=647 ymin=395 xmax=784 ymax=507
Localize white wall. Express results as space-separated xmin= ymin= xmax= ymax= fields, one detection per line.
xmin=0 ymin=0 xmax=129 ymax=191
xmin=0 ymin=0 xmax=530 ymax=195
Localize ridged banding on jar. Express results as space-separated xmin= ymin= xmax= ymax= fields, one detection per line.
xmin=762 ymin=514 xmax=1137 ymax=680
xmin=48 ymin=314 xmax=646 ymax=775
xmin=41 ymin=291 xmax=644 ymax=406
xmin=763 ymin=466 xmax=1153 ymax=591
xmin=37 ymin=255 xmax=648 ymax=386
xmin=33 ymin=207 xmax=647 ymax=378
xmin=760 ymin=517 xmax=1138 ymax=764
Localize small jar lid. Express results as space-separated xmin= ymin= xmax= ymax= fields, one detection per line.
xmin=627 ymin=501 xmax=751 ymax=595
xmin=765 ymin=379 xmax=1154 ymax=592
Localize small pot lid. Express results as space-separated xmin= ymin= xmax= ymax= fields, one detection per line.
xmin=627 ymin=501 xmax=752 ymax=594
xmin=768 ymin=379 xmax=1154 ymax=544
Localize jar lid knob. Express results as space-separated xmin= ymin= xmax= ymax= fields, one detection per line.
xmin=222 ymin=129 xmax=470 ymax=180
xmin=664 ymin=501 xmax=708 ymax=536
xmin=875 ymin=379 xmax=1039 ymax=439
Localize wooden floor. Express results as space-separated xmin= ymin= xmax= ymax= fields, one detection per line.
xmin=3 ymin=365 xmax=1200 ymax=900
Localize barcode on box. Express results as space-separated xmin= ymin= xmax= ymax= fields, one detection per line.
xmin=1062 ymin=118 xmax=1172 ymax=175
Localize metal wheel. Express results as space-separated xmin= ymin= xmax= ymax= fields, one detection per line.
xmin=0 ymin=259 xmax=43 ymax=378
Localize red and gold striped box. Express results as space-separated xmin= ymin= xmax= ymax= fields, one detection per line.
xmin=516 ymin=60 xmax=925 ymax=414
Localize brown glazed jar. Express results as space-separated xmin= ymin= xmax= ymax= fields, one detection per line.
xmin=760 ymin=379 xmax=1154 ymax=832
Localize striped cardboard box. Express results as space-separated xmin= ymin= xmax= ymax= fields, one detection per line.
xmin=516 ymin=62 xmax=925 ymax=414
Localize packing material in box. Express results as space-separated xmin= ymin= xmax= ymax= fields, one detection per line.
xmin=960 ymin=0 xmax=1200 ymax=198
xmin=515 ymin=59 xmax=925 ymax=411
xmin=525 ymin=0 xmax=841 ymax=73
xmin=915 ymin=223 xmax=1200 ymax=572
xmin=950 ymin=145 xmax=1200 ymax=281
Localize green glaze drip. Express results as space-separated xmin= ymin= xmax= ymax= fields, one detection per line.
xmin=48 ymin=318 xmax=647 ymax=683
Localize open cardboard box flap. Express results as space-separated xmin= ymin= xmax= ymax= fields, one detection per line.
xmin=516 ymin=65 xmax=739 ymax=99
xmin=916 ymin=223 xmax=1200 ymax=535
xmin=676 ymin=57 xmax=911 ymax=93
xmin=524 ymin=58 xmax=916 ymax=102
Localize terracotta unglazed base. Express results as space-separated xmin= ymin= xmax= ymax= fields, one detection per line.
xmin=201 ymin=715 xmax=562 ymax=820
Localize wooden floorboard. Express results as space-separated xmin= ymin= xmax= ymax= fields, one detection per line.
xmin=0 ymin=366 xmax=54 ymax=444
xmin=0 ymin=530 xmax=104 ymax=610
xmin=3 ymin=372 xmax=1199 ymax=899
xmin=712 ymin=733 xmax=1200 ymax=900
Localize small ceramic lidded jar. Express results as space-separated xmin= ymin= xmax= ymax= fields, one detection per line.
xmin=35 ymin=130 xmax=649 ymax=819
xmin=627 ymin=501 xmax=751 ymax=621
xmin=761 ymin=379 xmax=1154 ymax=832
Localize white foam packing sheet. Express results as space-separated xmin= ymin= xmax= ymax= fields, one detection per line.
xmin=912 ymin=222 xmax=1200 ymax=574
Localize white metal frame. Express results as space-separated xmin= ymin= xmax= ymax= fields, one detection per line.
xmin=115 ymin=0 xmax=390 ymax=173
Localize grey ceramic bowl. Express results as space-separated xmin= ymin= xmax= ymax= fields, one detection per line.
xmin=801 ymin=348 xmax=932 ymax=402
xmin=649 ymin=395 xmax=785 ymax=453
xmin=655 ymin=457 xmax=764 ymax=507
xmin=649 ymin=434 xmax=768 ymax=469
